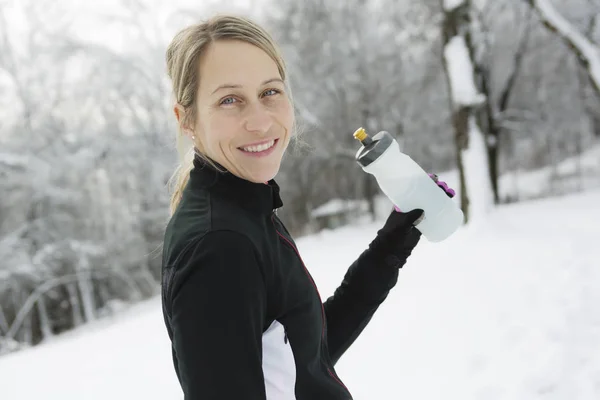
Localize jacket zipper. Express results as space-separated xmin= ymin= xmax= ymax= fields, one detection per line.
xmin=271 ymin=214 xmax=350 ymax=395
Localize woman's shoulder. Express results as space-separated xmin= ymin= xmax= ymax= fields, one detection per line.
xmin=163 ymin=213 xmax=258 ymax=270
xmin=163 ymin=183 xmax=271 ymax=277
xmin=162 ymin=229 xmax=266 ymax=318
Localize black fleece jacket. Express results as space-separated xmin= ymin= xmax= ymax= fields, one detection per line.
xmin=161 ymin=156 xmax=404 ymax=400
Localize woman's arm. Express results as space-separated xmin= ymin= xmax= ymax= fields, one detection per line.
xmin=323 ymin=209 xmax=423 ymax=366
xmin=324 ymin=174 xmax=456 ymax=365
xmin=168 ymin=230 xmax=268 ymax=400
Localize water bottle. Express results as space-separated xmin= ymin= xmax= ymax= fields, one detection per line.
xmin=353 ymin=127 xmax=464 ymax=242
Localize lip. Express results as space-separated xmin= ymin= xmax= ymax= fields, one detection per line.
xmin=238 ymin=138 xmax=279 ymax=158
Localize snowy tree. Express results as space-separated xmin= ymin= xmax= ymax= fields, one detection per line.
xmin=0 ymin=0 xmax=173 ymax=351
xmin=524 ymin=0 xmax=600 ymax=97
xmin=266 ymin=0 xmax=445 ymax=228
xmin=523 ymin=0 xmax=600 ymax=150
xmin=472 ymin=2 xmax=534 ymax=203
xmin=441 ymin=0 xmax=494 ymax=222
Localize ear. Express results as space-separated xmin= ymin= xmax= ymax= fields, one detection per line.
xmin=173 ymin=103 xmax=195 ymax=140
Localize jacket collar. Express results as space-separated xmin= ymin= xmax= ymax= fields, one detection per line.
xmin=188 ymin=153 xmax=283 ymax=215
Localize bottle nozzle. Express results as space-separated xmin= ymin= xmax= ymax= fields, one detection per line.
xmin=353 ymin=127 xmax=373 ymax=146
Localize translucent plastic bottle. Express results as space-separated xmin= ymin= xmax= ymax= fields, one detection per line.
xmin=353 ymin=128 xmax=464 ymax=242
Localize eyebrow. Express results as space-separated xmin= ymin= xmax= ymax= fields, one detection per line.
xmin=211 ymin=78 xmax=284 ymax=94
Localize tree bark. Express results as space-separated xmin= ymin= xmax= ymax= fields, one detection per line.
xmin=77 ymin=257 xmax=96 ymax=323
xmin=36 ymin=295 xmax=53 ymax=341
xmin=0 ymin=303 xmax=8 ymax=335
xmin=67 ymin=282 xmax=83 ymax=328
xmin=480 ymin=67 xmax=500 ymax=204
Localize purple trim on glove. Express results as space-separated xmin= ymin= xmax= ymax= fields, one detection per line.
xmin=394 ymin=173 xmax=456 ymax=212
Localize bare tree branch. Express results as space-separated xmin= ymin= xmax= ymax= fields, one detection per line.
xmin=524 ymin=0 xmax=600 ymax=96
xmin=498 ymin=6 xmax=533 ymax=113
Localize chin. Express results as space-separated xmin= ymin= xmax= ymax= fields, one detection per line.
xmin=254 ymin=170 xmax=279 ymax=183
xmin=246 ymin=165 xmax=280 ymax=183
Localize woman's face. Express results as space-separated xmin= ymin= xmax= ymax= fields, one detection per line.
xmin=190 ymin=39 xmax=294 ymax=183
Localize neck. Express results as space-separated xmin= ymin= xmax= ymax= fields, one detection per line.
xmin=188 ymin=154 xmax=283 ymax=215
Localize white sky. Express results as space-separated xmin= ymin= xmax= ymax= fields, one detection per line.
xmin=3 ymin=0 xmax=264 ymax=53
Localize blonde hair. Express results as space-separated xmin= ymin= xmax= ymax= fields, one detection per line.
xmin=165 ymin=14 xmax=295 ymax=215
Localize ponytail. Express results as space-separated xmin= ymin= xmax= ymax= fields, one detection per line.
xmin=168 ymin=132 xmax=195 ymax=215
xmin=168 ymin=133 xmax=225 ymax=215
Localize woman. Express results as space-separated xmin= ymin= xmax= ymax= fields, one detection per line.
xmin=161 ymin=14 xmax=453 ymax=400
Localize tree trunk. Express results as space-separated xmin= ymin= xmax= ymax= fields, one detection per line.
xmin=547 ymin=132 xmax=558 ymax=196
xmin=441 ymin=0 xmax=494 ymax=223
xmin=453 ymin=108 xmax=471 ymax=217
xmin=575 ymin=60 xmax=590 ymax=192
xmin=593 ymin=115 xmax=600 ymax=138
xmin=480 ymin=67 xmax=500 ymax=204
xmin=98 ymin=282 xmax=111 ymax=310
xmin=20 ymin=290 xmax=32 ymax=346
xmin=575 ymin=128 xmax=583 ymax=192
xmin=0 ymin=303 xmax=8 ymax=335
xmin=67 ymin=282 xmax=83 ymax=328
xmin=77 ymin=258 xmax=96 ymax=323
xmin=36 ymin=295 xmax=53 ymax=341
xmin=360 ymin=174 xmax=375 ymax=221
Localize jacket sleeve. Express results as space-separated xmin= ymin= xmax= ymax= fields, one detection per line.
xmin=323 ymin=250 xmax=400 ymax=365
xmin=168 ymin=230 xmax=268 ymax=399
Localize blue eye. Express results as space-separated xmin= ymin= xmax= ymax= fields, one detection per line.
xmin=263 ymin=89 xmax=280 ymax=97
xmin=220 ymin=97 xmax=237 ymax=105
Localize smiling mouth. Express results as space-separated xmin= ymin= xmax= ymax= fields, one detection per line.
xmin=239 ymin=139 xmax=277 ymax=153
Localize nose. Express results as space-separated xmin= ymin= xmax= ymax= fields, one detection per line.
xmin=244 ymin=102 xmax=272 ymax=135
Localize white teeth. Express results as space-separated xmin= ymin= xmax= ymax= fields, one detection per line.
xmin=241 ymin=140 xmax=275 ymax=153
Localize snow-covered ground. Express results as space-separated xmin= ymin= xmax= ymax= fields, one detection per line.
xmin=1 ymin=186 xmax=599 ymax=399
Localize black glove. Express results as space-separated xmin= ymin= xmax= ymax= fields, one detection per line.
xmin=366 ymin=208 xmax=424 ymax=269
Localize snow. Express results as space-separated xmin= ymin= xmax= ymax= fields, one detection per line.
xmin=443 ymin=36 xmax=487 ymax=107
xmin=531 ymin=0 xmax=600 ymax=92
xmin=443 ymin=0 xmax=465 ymax=11
xmin=311 ymin=199 xmax=367 ymax=218
xmin=0 ymin=299 xmax=181 ymax=399
xmin=1 ymin=184 xmax=600 ymax=399
xmin=304 ymin=191 xmax=600 ymax=399
xmin=434 ymin=143 xmax=600 ymax=205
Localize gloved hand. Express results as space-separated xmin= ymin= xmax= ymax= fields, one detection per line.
xmin=367 ymin=208 xmax=424 ymax=269
xmin=370 ymin=173 xmax=456 ymax=269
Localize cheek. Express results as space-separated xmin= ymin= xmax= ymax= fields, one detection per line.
xmin=200 ymin=111 xmax=240 ymax=150
xmin=286 ymin=103 xmax=295 ymax=128
xmin=275 ymin=99 xmax=295 ymax=132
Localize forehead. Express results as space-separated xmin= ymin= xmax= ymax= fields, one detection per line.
xmin=198 ymin=40 xmax=281 ymax=93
